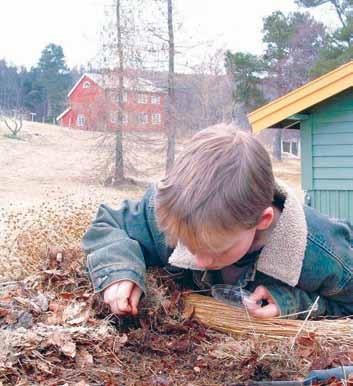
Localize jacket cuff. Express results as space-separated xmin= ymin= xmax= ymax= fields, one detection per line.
xmin=87 ymin=263 xmax=146 ymax=294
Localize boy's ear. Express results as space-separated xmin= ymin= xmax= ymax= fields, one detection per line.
xmin=256 ymin=207 xmax=274 ymax=230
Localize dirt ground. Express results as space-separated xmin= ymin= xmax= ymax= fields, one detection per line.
xmin=0 ymin=121 xmax=150 ymax=209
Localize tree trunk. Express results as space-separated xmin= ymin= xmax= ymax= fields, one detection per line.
xmin=166 ymin=0 xmax=176 ymax=173
xmin=114 ymin=0 xmax=125 ymax=182
xmin=331 ymin=0 xmax=346 ymax=28
xmin=46 ymin=96 xmax=52 ymax=122
xmin=273 ymin=129 xmax=282 ymax=161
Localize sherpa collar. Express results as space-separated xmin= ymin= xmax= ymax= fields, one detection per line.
xmin=168 ymin=180 xmax=308 ymax=287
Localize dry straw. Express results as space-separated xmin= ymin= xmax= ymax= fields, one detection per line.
xmin=184 ymin=293 xmax=353 ymax=343
xmin=0 ymin=196 xmax=99 ymax=281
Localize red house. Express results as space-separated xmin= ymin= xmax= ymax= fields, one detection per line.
xmin=57 ymin=73 xmax=166 ymax=131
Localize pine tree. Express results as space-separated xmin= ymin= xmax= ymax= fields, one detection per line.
xmin=37 ymin=44 xmax=72 ymax=122
xmin=296 ymin=0 xmax=353 ymax=74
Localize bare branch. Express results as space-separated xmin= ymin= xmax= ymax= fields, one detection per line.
xmin=0 ymin=109 xmax=23 ymax=137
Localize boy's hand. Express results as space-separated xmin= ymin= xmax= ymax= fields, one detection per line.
xmin=103 ymin=280 xmax=143 ymax=316
xmin=247 ymin=285 xmax=280 ymax=319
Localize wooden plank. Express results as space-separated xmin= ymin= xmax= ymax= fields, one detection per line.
xmin=248 ymin=63 xmax=353 ymax=133
xmin=313 ymin=132 xmax=353 ymax=145
xmin=313 ymin=121 xmax=353 ymax=134
xmin=313 ymin=179 xmax=353 ymax=190
xmin=311 ymin=190 xmax=353 ymax=222
xmin=313 ymin=145 xmax=353 ymax=156
xmin=315 ymin=110 xmax=353 ymax=123
xmin=314 ymin=168 xmax=353 ymax=179
xmin=300 ymin=117 xmax=313 ymax=190
xmin=289 ymin=113 xmax=309 ymax=120
xmin=313 ymin=157 xmax=353 ymax=167
xmin=332 ymin=190 xmax=338 ymax=217
xmin=340 ymin=191 xmax=347 ymax=219
xmin=312 ymin=190 xmax=319 ymax=212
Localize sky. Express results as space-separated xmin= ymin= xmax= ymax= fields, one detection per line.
xmin=0 ymin=0 xmax=338 ymax=71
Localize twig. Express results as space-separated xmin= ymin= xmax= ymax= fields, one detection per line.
xmin=240 ymin=287 xmax=257 ymax=336
xmin=290 ymin=296 xmax=320 ymax=351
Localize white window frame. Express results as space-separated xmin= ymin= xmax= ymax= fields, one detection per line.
xmin=116 ymin=92 xmax=128 ymax=104
xmin=152 ymin=113 xmax=161 ymax=125
xmin=281 ymin=139 xmax=300 ymax=158
xmin=151 ymin=95 xmax=160 ymax=105
xmin=137 ymin=94 xmax=148 ymax=104
xmin=111 ymin=111 xmax=128 ymax=125
xmin=83 ymin=81 xmax=91 ymax=89
xmin=77 ymin=114 xmax=86 ymax=127
xmin=138 ymin=112 xmax=148 ymax=125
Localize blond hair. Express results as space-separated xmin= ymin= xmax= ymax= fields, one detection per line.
xmin=156 ymin=125 xmax=275 ymax=252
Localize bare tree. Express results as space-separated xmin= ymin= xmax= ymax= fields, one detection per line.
xmin=165 ymin=0 xmax=176 ymax=172
xmin=182 ymin=49 xmax=233 ymax=132
xmin=93 ymin=0 xmax=145 ymax=185
xmin=135 ymin=0 xmax=178 ymax=172
xmin=0 ymin=109 xmax=23 ymax=138
xmin=114 ymin=0 xmax=125 ymax=183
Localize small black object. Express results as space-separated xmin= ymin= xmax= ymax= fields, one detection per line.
xmin=249 ymin=365 xmax=353 ymax=385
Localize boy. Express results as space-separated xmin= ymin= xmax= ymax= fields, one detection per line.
xmin=82 ymin=126 xmax=353 ymax=319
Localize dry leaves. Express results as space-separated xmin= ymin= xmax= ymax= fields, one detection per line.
xmin=0 ymin=202 xmax=352 ymax=385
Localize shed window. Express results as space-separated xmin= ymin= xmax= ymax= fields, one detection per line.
xmin=77 ymin=114 xmax=86 ymax=127
xmin=282 ymin=139 xmax=300 ymax=157
xmin=282 ymin=141 xmax=291 ymax=153
xmin=138 ymin=94 xmax=148 ymax=104
xmin=83 ymin=81 xmax=91 ymax=89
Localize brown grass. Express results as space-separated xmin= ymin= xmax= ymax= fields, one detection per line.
xmin=184 ymin=293 xmax=353 ymax=342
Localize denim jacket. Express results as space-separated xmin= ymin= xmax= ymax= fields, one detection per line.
xmin=82 ymin=182 xmax=353 ymax=319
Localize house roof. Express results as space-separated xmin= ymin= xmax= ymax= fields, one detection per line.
xmin=67 ymin=72 xmax=166 ymax=98
xmin=56 ymin=107 xmax=71 ymax=121
xmin=247 ymin=60 xmax=353 ymax=133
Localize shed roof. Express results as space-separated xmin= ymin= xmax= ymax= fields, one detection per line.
xmin=247 ymin=61 xmax=353 ymax=133
xmin=56 ymin=107 xmax=71 ymax=121
xmin=68 ymin=73 xmax=166 ymax=98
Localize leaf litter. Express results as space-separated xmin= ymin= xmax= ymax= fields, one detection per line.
xmin=1 ymin=202 xmax=353 ymax=385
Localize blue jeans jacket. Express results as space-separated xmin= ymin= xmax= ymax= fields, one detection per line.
xmin=82 ymin=184 xmax=353 ymax=319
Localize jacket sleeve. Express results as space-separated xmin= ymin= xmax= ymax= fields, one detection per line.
xmin=81 ymin=185 xmax=170 ymax=294
xmin=259 ymin=279 xmax=353 ymax=319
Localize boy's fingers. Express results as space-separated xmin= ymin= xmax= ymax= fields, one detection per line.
xmin=104 ymin=281 xmax=134 ymax=314
xmin=110 ymin=299 xmax=130 ymax=315
xmin=130 ymin=285 xmax=143 ymax=315
xmin=249 ymin=285 xmax=268 ymax=302
xmin=115 ymin=281 xmax=134 ymax=313
xmin=103 ymin=282 xmax=122 ymax=303
xmin=248 ymin=303 xmax=279 ymax=319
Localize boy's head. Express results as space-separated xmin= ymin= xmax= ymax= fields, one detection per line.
xmin=156 ymin=125 xmax=275 ymax=268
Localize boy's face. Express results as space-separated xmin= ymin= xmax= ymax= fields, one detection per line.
xmin=188 ymin=206 xmax=275 ymax=270
xmin=191 ymin=227 xmax=258 ymax=270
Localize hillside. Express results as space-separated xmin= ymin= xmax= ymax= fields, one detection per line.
xmin=0 ymin=121 xmax=165 ymax=209
xmin=0 ymin=121 xmax=302 ymax=208
xmin=0 ymin=120 xmax=302 ymax=280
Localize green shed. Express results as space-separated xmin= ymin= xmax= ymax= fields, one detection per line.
xmin=248 ymin=61 xmax=353 ymax=223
